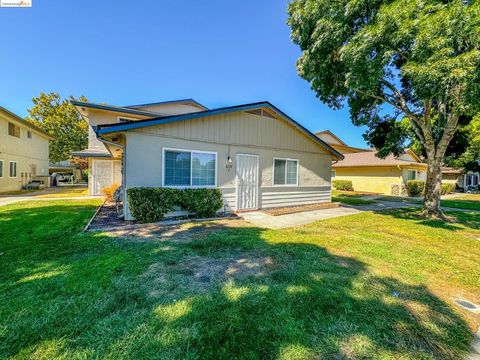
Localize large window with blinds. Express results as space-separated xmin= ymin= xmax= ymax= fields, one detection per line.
xmin=273 ymin=158 xmax=298 ymax=186
xmin=163 ymin=149 xmax=216 ymax=187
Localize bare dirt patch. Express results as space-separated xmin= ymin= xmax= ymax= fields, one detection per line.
xmin=263 ymin=202 xmax=339 ymax=216
xmin=106 ymin=218 xmax=251 ymax=243
xmin=144 ymin=253 xmax=277 ymax=297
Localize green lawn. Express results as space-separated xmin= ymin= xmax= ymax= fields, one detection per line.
xmin=1 ymin=200 xmax=479 ymax=359
xmin=332 ymin=190 xmax=377 ymax=205
xmin=377 ymin=194 xmax=480 ymax=211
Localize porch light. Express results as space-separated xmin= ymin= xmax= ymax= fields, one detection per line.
xmin=226 ymin=156 xmax=233 ymax=170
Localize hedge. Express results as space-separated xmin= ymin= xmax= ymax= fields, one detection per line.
xmin=406 ymin=180 xmax=425 ymax=196
xmin=127 ymin=187 xmax=223 ymax=223
xmin=332 ymin=180 xmax=354 ymax=191
xmin=441 ymin=183 xmax=456 ymax=195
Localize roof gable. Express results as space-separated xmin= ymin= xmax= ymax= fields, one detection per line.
xmin=315 ymin=130 xmax=347 ymax=146
xmin=96 ymin=102 xmax=344 ymax=159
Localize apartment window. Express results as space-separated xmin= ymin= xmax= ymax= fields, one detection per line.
xmin=27 ymin=130 xmax=32 ymax=139
xmin=273 ymin=158 xmax=298 ymax=186
xmin=0 ymin=160 xmax=3 ymax=178
xmin=164 ymin=149 xmax=216 ymax=187
xmin=406 ymin=170 xmax=417 ymax=181
xmin=466 ymin=174 xmax=478 ymax=187
xmin=9 ymin=161 xmax=17 ymax=178
xmin=8 ymin=122 xmax=20 ymax=138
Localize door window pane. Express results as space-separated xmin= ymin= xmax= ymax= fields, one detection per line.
xmin=164 ymin=151 xmax=191 ymax=186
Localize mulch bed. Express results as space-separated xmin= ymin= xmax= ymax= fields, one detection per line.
xmin=263 ymin=202 xmax=340 ymax=216
xmin=87 ymin=203 xmax=237 ymax=231
xmin=88 ymin=203 xmax=137 ymax=230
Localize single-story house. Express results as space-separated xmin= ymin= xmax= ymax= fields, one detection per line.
xmin=316 ymin=130 xmax=427 ymax=196
xmin=72 ymin=99 xmax=343 ymax=220
xmin=441 ymin=168 xmax=480 ymax=191
xmin=0 ymin=105 xmax=52 ymax=192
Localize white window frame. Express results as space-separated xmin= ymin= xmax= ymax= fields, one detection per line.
xmin=0 ymin=159 xmax=3 ymax=179
xmin=9 ymin=161 xmax=17 ymax=178
xmin=117 ymin=116 xmax=137 ymax=123
xmin=162 ymin=147 xmax=218 ymax=188
xmin=406 ymin=169 xmax=417 ymax=181
xmin=272 ymin=157 xmax=299 ymax=187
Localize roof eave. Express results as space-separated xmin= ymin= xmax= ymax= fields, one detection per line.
xmin=70 ymin=101 xmax=163 ymax=118
xmin=96 ymin=102 xmax=344 ymax=159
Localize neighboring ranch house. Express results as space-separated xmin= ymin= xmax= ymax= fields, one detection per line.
xmin=72 ymin=99 xmax=343 ymax=220
xmin=0 ymin=105 xmax=52 ymax=192
xmin=316 ymin=130 xmax=427 ymax=196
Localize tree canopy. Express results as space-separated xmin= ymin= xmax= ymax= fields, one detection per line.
xmin=288 ymin=0 xmax=480 ymax=217
xmin=26 ymin=93 xmax=88 ymax=163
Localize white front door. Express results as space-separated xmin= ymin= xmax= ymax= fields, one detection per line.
xmin=92 ymin=160 xmax=114 ymax=195
xmin=236 ymin=154 xmax=259 ymax=210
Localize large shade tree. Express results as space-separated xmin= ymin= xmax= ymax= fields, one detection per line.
xmin=288 ymin=0 xmax=480 ymax=218
xmin=26 ymin=93 xmax=88 ymax=163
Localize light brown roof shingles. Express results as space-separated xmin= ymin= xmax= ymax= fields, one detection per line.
xmin=333 ymin=151 xmax=426 ymax=168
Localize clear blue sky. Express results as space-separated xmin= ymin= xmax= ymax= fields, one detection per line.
xmin=0 ymin=0 xmax=367 ymax=147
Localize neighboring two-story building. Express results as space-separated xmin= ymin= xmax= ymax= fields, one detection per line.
xmin=0 ymin=105 xmax=52 ymax=192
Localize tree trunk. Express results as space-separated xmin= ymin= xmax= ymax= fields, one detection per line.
xmin=422 ymin=156 xmax=444 ymax=219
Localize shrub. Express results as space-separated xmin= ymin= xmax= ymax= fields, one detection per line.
xmin=332 ymin=180 xmax=354 ymax=191
xmin=127 ymin=187 xmax=177 ymax=223
xmin=441 ymin=183 xmax=456 ymax=195
xmin=179 ymin=188 xmax=224 ymax=218
xmin=127 ymin=187 xmax=223 ymax=223
xmin=406 ymin=180 xmax=425 ymax=196
xmin=101 ymin=183 xmax=120 ymax=203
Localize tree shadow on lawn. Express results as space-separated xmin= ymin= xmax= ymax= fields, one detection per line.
xmin=0 ymin=204 xmax=474 ymax=359
xmin=369 ymin=207 xmax=480 ymax=231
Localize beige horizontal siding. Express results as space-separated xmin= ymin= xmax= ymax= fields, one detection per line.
xmin=220 ymin=188 xmax=236 ymax=212
xmin=261 ymin=189 xmax=331 ymax=208
xmin=141 ymin=110 xmax=328 ymax=154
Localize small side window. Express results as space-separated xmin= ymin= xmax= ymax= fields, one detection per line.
xmin=8 ymin=123 xmax=20 ymax=138
xmin=9 ymin=161 xmax=17 ymax=178
xmin=0 ymin=160 xmax=3 ymax=178
xmin=27 ymin=131 xmax=32 ymax=139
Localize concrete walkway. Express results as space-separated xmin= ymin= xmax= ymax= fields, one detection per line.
xmin=241 ymin=197 xmax=480 ymax=229
xmin=240 ymin=206 xmax=364 ymax=229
